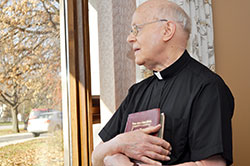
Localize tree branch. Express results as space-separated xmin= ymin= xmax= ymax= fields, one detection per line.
xmin=1 ymin=93 xmax=14 ymax=107
xmin=1 ymin=19 xmax=53 ymax=35
xmin=41 ymin=0 xmax=57 ymax=30
xmin=0 ymin=28 xmax=17 ymax=43
xmin=14 ymin=25 xmax=53 ymax=35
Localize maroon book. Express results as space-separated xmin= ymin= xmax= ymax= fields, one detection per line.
xmin=124 ymin=108 xmax=165 ymax=165
xmin=124 ymin=108 xmax=165 ymax=138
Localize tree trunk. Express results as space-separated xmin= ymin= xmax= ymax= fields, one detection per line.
xmin=11 ymin=107 xmax=19 ymax=133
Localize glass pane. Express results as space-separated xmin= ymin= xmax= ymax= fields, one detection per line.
xmin=0 ymin=0 xmax=65 ymax=165
xmin=89 ymin=2 xmax=100 ymax=96
xmin=88 ymin=1 xmax=102 ymax=148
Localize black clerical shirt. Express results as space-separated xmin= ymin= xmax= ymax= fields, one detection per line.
xmin=99 ymin=50 xmax=234 ymax=165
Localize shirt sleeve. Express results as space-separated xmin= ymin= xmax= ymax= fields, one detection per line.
xmin=98 ymin=86 xmax=134 ymax=142
xmin=188 ymin=77 xmax=234 ymax=165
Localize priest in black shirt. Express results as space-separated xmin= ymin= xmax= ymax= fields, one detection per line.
xmin=92 ymin=0 xmax=234 ymax=166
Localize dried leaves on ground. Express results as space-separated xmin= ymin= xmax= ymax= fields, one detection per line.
xmin=0 ymin=131 xmax=64 ymax=166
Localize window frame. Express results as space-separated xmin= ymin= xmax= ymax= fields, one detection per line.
xmin=62 ymin=0 xmax=98 ymax=165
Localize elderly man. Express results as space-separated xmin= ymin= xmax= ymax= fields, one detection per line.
xmin=92 ymin=0 xmax=234 ymax=166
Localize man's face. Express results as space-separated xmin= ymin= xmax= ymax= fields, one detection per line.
xmin=127 ymin=10 xmax=165 ymax=70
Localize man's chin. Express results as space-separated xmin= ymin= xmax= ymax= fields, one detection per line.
xmin=135 ymin=58 xmax=144 ymax=66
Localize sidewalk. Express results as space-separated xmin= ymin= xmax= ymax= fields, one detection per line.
xmin=0 ymin=132 xmax=48 ymax=148
xmin=0 ymin=132 xmax=31 ymax=139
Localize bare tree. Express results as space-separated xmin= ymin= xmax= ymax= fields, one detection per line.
xmin=0 ymin=0 xmax=61 ymax=132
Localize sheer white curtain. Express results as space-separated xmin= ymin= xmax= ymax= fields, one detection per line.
xmin=136 ymin=0 xmax=215 ymax=82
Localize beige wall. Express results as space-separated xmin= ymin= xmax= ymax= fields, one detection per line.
xmin=212 ymin=1 xmax=250 ymax=165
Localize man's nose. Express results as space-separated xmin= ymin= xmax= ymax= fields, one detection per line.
xmin=127 ymin=33 xmax=136 ymax=43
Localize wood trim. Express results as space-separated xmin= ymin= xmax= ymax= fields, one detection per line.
xmin=67 ymin=0 xmax=81 ymax=165
xmin=67 ymin=0 xmax=93 ymax=165
xmin=67 ymin=0 xmax=99 ymax=165
xmin=81 ymin=0 xmax=93 ymax=165
xmin=92 ymin=96 xmax=100 ymax=124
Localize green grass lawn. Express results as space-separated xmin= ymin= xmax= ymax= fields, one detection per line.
xmin=0 ymin=131 xmax=64 ymax=166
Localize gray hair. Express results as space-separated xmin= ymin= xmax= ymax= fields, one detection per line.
xmin=156 ymin=1 xmax=191 ymax=36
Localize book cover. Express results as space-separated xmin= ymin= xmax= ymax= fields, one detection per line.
xmin=124 ymin=108 xmax=165 ymax=165
xmin=124 ymin=108 xmax=165 ymax=138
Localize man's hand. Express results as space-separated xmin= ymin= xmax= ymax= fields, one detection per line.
xmin=116 ymin=124 xmax=171 ymax=166
xmin=104 ymin=153 xmax=160 ymax=166
xmin=104 ymin=153 xmax=134 ymax=166
xmin=92 ymin=124 xmax=171 ymax=166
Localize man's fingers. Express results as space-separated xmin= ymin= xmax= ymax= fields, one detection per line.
xmin=142 ymin=124 xmax=161 ymax=134
xmin=139 ymin=126 xmax=172 ymax=153
xmin=147 ymin=135 xmax=172 ymax=151
xmin=140 ymin=156 xmax=162 ymax=166
xmin=144 ymin=150 xmax=171 ymax=161
xmin=150 ymin=144 xmax=171 ymax=157
xmin=120 ymin=128 xmax=172 ymax=164
xmin=138 ymin=143 xmax=171 ymax=160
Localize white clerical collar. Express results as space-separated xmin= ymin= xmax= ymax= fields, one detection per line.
xmin=154 ymin=71 xmax=163 ymax=80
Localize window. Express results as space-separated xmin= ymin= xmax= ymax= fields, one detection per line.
xmin=0 ymin=0 xmax=69 ymax=165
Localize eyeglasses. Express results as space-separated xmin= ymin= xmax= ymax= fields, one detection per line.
xmin=130 ymin=19 xmax=168 ymax=36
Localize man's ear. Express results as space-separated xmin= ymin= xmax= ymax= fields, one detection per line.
xmin=162 ymin=21 xmax=176 ymax=42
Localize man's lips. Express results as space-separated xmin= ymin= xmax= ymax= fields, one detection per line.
xmin=133 ymin=48 xmax=140 ymax=53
